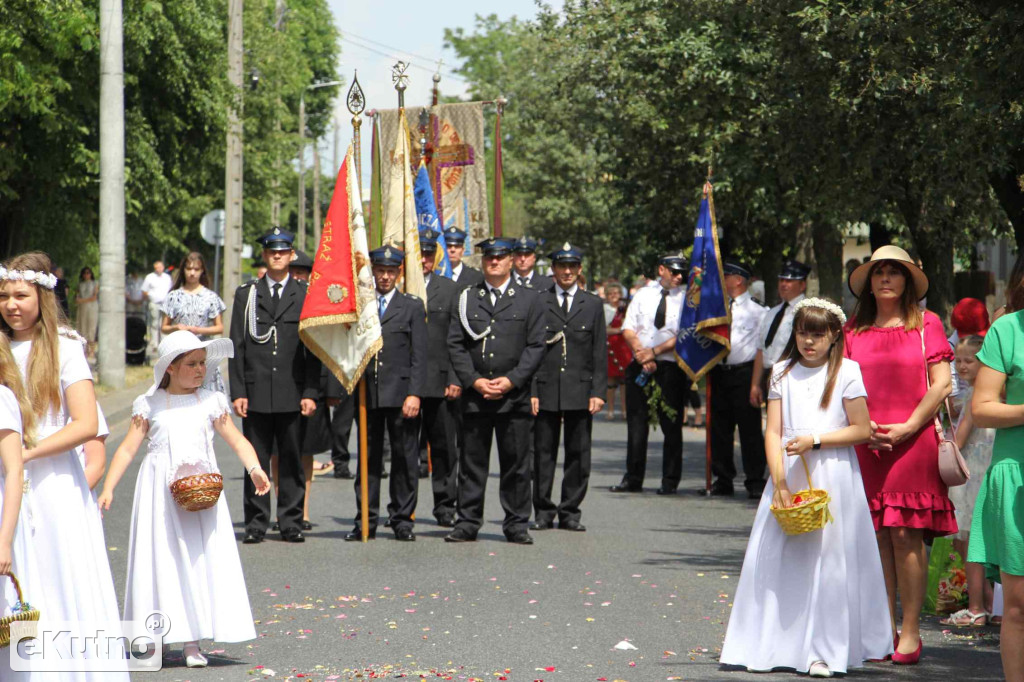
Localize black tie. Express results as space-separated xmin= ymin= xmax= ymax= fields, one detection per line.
xmin=654 ymin=289 xmax=669 ymax=329
xmin=764 ymin=301 xmax=789 ymax=347
xmin=490 ymin=287 xmax=499 ymax=306
xmin=270 ymin=282 xmax=282 ymax=315
xmin=561 ymin=291 xmax=570 ymax=315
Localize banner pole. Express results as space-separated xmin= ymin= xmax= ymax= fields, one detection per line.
xmin=492 ymin=96 xmax=506 ymax=237
xmin=705 ymin=376 xmax=712 ymax=496
xmin=347 ymin=72 xmax=372 ymax=542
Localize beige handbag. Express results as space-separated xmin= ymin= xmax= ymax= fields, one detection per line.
xmin=921 ymin=331 xmax=969 ymax=487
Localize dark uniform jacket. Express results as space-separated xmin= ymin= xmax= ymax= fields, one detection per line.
xmin=229 ymin=276 xmax=321 ymax=413
xmin=447 ymin=280 xmax=545 ymax=414
xmin=533 ymin=287 xmax=609 ymax=412
xmin=454 ymin=264 xmax=484 ymax=288
xmin=365 ymin=291 xmax=428 ymax=410
xmin=423 ymin=274 xmax=460 ymax=399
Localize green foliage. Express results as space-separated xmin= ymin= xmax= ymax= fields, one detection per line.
xmin=445 ymin=2 xmax=1024 ymax=319
xmin=0 ymin=0 xmax=340 ymax=280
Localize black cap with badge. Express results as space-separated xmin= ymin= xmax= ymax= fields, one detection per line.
xmin=723 ymin=259 xmax=753 ymax=279
xmin=256 ymin=227 xmax=295 ymax=251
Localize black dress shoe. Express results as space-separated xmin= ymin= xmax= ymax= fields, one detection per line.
xmin=383 ymin=517 xmax=393 ymax=528
xmin=506 ymin=531 xmax=534 ymax=545
xmin=333 ymin=468 xmax=353 ymax=479
xmin=394 ymin=527 xmax=416 ymax=542
xmin=747 ymin=488 xmax=765 ymax=500
xmin=436 ymin=515 xmax=456 ymax=528
xmin=271 ymin=522 xmax=280 ymax=531
xmin=444 ymin=527 xmax=476 ymax=543
xmin=609 ymin=483 xmax=642 ymax=493
xmin=559 ymin=520 xmax=586 ymax=532
xmin=281 ymin=529 xmax=305 ymax=543
xmin=301 ymin=520 xmax=313 ymax=531
xmin=344 ymin=528 xmax=376 ymax=541
xmin=656 ymin=487 xmax=677 ymax=496
xmin=710 ymin=483 xmax=735 ymax=496
xmin=529 ymin=520 xmax=554 ymax=531
xmin=242 ymin=530 xmax=264 ymax=544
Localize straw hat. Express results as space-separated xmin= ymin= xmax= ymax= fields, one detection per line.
xmin=147 ymin=330 xmax=234 ymax=396
xmin=847 ymin=245 xmax=929 ymax=298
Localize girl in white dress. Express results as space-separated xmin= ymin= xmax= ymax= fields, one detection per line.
xmin=0 ymin=334 xmax=38 ymax=682
xmin=720 ymin=298 xmax=892 ymax=678
xmin=99 ymin=330 xmax=270 ymax=668
xmin=0 ymin=252 xmax=128 ymax=680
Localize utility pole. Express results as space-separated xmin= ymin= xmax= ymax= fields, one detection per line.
xmin=98 ymin=0 xmax=126 ymax=388
xmin=312 ymin=139 xmax=321 ymax=247
xmin=297 ymin=93 xmax=306 ymax=251
xmin=223 ymin=0 xmax=245 ymax=324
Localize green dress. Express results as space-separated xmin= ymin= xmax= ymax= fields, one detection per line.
xmin=969 ymin=311 xmax=1024 ymax=581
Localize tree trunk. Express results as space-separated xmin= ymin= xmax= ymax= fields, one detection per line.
xmin=868 ymin=221 xmax=892 ymax=252
xmin=990 ymin=150 xmax=1024 ymax=251
xmin=811 ymin=219 xmax=844 ymax=303
xmin=898 ymin=189 xmax=953 ymax=323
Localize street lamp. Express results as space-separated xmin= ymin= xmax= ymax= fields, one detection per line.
xmin=298 ymin=79 xmax=344 ymax=250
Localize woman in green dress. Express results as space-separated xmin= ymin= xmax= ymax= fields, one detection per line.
xmin=970 ymin=311 xmax=1024 ymax=682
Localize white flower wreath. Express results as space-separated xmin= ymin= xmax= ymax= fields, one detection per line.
xmin=0 ymin=267 xmax=59 ymax=290
xmin=793 ymin=297 xmax=847 ymax=324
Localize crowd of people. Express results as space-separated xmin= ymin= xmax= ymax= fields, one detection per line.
xmin=0 ymin=238 xmax=1020 ymax=679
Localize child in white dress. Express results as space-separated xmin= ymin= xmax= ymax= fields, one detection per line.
xmin=0 ymin=252 xmax=128 ymax=680
xmin=0 ymin=333 xmax=38 ymax=682
xmin=942 ymin=335 xmax=996 ymax=626
xmin=99 ymin=330 xmax=270 ymax=668
xmin=720 ymin=298 xmax=892 ymax=678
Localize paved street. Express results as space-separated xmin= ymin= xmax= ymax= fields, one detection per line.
xmin=97 ymin=415 xmax=1003 ymax=681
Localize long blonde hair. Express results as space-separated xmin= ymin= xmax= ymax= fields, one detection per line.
xmin=0 ymin=252 xmax=67 ymax=419
xmin=0 ymin=334 xmax=35 ymax=447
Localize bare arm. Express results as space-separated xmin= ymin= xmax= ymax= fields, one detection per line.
xmin=876 ymin=361 xmax=952 ymax=449
xmin=23 ymin=380 xmax=98 ymax=461
xmin=188 ymin=314 xmax=224 ymax=337
xmin=973 ymin=365 xmax=1024 ymax=428
xmin=0 ymin=430 xmax=23 ymax=574
xmin=764 ymin=399 xmax=791 ymax=508
xmin=97 ymin=418 xmax=148 ymax=509
xmin=160 ymin=314 xmax=178 ymax=334
xmin=212 ymin=413 xmax=270 ymax=494
xmin=82 ymin=437 xmax=107 ymax=490
xmin=954 ymin=399 xmax=975 ymax=450
xmin=784 ymin=396 xmax=872 ymax=455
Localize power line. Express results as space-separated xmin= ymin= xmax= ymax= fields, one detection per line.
xmin=342 ymin=30 xmax=444 ymax=68
xmin=340 ymin=36 xmax=469 ymax=83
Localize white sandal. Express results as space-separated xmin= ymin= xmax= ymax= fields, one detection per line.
xmin=808 ymin=660 xmax=833 ymax=678
xmin=939 ymin=608 xmax=988 ymax=627
xmin=183 ymin=642 xmax=208 ymax=668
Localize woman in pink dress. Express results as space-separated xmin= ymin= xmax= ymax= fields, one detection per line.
xmin=843 ymin=246 xmax=955 ymax=665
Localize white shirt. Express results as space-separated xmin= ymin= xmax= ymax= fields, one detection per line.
xmin=555 ymin=283 xmax=579 ymax=313
xmin=451 ymin=262 xmax=465 ymax=281
xmin=623 ymin=284 xmax=685 ymax=363
xmin=757 ymin=293 xmax=806 ymax=367
xmin=141 ymin=271 xmax=173 ymax=304
xmin=726 ymin=291 xmax=767 ymax=365
xmin=487 ymin=277 xmax=511 ymax=304
xmin=376 ymin=288 xmax=397 ymax=315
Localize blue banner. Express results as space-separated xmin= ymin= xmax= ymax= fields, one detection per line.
xmin=414 ymin=165 xmax=453 ymax=279
xmin=675 ymin=187 xmax=731 ymax=382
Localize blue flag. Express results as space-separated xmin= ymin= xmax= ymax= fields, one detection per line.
xmin=675 ymin=186 xmax=731 ymax=383
xmin=413 ymin=165 xmax=453 ymax=279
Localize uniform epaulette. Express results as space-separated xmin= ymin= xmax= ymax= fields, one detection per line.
xmin=239 ymin=280 xmax=254 ymax=288
xmin=296 ymin=279 xmax=308 ymax=287
xmin=403 ymin=292 xmax=422 ymax=302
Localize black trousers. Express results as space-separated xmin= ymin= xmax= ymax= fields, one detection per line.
xmin=330 ymin=392 xmax=355 ymax=469
xmin=243 ymin=411 xmax=304 ymax=533
xmin=455 ymin=411 xmax=532 ymax=537
xmin=354 ymin=408 xmax=419 ymax=533
xmin=533 ymin=409 xmax=592 ymax=524
xmin=623 ymin=360 xmax=687 ymax=489
xmin=710 ymin=362 xmax=767 ymax=492
xmin=421 ymin=397 xmax=459 ymax=519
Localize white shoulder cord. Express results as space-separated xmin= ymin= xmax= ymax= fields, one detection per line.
xmin=245 ymin=283 xmax=277 ymax=348
xmin=459 ymin=288 xmax=492 ymax=356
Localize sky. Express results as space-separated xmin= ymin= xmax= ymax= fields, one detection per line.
xmin=317 ymin=0 xmax=544 ymax=192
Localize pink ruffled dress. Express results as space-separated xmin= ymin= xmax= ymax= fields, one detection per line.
xmin=844 ymin=310 xmax=957 ymax=538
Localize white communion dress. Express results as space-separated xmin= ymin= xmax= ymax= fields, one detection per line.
xmin=124 ymin=388 xmax=256 ymax=644
xmin=0 ymin=385 xmax=43 ymax=682
xmin=720 ymin=358 xmax=892 ymax=674
xmin=11 ymin=334 xmax=128 ymax=680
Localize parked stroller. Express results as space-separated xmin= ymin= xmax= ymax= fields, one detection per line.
xmin=126 ymin=316 xmax=147 ymax=365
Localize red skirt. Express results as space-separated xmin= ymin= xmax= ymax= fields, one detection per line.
xmin=607 ymin=334 xmax=632 ymax=380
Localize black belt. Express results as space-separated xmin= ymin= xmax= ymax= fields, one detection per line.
xmin=719 ymin=360 xmax=754 ymax=371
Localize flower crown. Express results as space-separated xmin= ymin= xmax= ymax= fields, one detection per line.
xmin=0 ymin=266 xmax=59 ymax=290
xmin=793 ymin=297 xmax=847 ymax=324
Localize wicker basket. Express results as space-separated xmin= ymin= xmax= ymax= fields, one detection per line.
xmin=0 ymin=573 xmax=40 ymax=648
xmin=770 ymin=454 xmax=833 ymax=535
xmin=169 ymin=472 xmax=223 ymax=512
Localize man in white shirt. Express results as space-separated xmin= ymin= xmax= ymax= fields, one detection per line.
xmin=125 ymin=271 xmax=145 ymax=318
xmin=710 ymin=259 xmax=768 ymax=498
xmin=750 ymin=259 xmax=810 ymax=406
xmin=141 ymin=260 xmax=173 ymax=356
xmin=611 ymin=253 xmax=689 ymax=495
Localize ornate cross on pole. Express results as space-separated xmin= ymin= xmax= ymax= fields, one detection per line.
xmin=392 ymin=61 xmax=409 ymax=109
xmin=346 ymin=70 xmax=365 ymax=185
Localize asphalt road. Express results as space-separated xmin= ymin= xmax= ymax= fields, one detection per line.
xmin=96 ymin=414 xmax=1004 ymax=681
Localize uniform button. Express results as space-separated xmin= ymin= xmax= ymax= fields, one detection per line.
xmin=273 ymin=367 xmax=277 ymax=371
xmin=490 ymin=320 xmax=495 ymax=325
xmin=490 ymin=335 xmax=495 ymax=340
xmin=560 ymin=367 xmax=565 ymax=372
xmin=489 ymin=353 xmax=494 ymax=358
